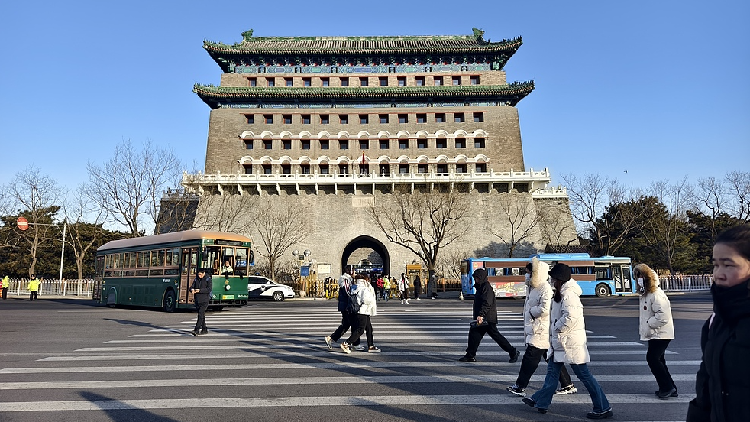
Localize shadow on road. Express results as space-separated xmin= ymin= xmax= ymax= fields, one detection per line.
xmin=79 ymin=391 xmax=179 ymax=422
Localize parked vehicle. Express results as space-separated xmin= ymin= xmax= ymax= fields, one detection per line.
xmin=247 ymin=276 xmax=295 ymax=301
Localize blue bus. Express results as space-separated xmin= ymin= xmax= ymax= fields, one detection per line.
xmin=461 ymin=253 xmax=635 ymax=298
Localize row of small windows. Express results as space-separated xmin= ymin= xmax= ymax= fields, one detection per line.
xmin=246 ymin=112 xmax=484 ymax=125
xmin=242 ymin=162 xmax=487 ymax=175
xmin=244 ymin=138 xmax=486 ymax=150
xmin=248 ymin=75 xmax=481 ymax=88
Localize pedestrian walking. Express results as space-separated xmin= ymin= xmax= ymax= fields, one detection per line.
xmin=522 ymin=263 xmax=612 ymax=419
xmin=428 ymin=273 xmax=438 ymax=299
xmin=376 ymin=276 xmax=384 ymax=301
xmin=28 ymin=275 xmax=41 ymax=300
xmin=458 ymin=267 xmax=520 ymax=363
xmin=634 ymin=263 xmax=676 ymax=399
xmin=413 ymin=274 xmax=422 ymax=300
xmin=190 ymin=269 xmax=212 ymax=336
xmin=507 ymin=258 xmax=576 ymax=397
xmin=341 ymin=275 xmax=379 ymax=353
xmin=398 ymin=273 xmax=410 ymax=305
xmin=2 ymin=275 xmax=9 ymax=300
xmin=382 ymin=275 xmax=390 ymax=302
xmin=325 ymin=270 xmax=356 ymax=350
xmin=687 ymin=224 xmax=750 ymax=422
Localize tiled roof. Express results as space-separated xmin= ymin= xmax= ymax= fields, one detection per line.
xmin=193 ymin=82 xmax=534 ymax=105
xmin=203 ymin=30 xmax=521 ymax=56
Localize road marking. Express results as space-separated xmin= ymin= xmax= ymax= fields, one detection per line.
xmin=104 ymin=335 xmax=617 ymax=343
xmin=0 ymin=374 xmax=700 ymax=390
xmin=0 ymin=394 xmax=695 ymax=412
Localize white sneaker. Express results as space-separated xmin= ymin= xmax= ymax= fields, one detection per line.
xmin=340 ymin=342 xmax=351 ymax=354
xmin=405 ymin=300 xmax=410 ymax=304
xmin=416 ymin=298 xmax=421 ymax=300
xmin=324 ymin=336 xmax=332 ymax=350
xmin=353 ymin=345 xmax=366 ymax=352
xmin=555 ymin=385 xmax=577 ymax=395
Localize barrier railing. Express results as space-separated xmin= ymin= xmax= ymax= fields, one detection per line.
xmin=660 ymin=275 xmax=712 ymax=292
xmin=2 ymin=278 xmax=95 ymax=298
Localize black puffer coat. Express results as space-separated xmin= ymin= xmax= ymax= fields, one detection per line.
xmin=687 ymin=280 xmax=750 ymax=422
xmin=471 ymin=268 xmax=498 ymax=324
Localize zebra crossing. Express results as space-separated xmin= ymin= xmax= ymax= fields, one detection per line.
xmin=0 ymin=303 xmax=698 ymax=421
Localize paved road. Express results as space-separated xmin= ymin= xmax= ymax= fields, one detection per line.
xmin=0 ymin=293 xmax=711 ymax=421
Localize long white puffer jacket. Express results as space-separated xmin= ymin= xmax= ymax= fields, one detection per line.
xmin=636 ymin=264 xmax=675 ymax=341
xmin=524 ymin=257 xmax=552 ymax=349
xmin=357 ymin=281 xmax=378 ymax=317
xmin=550 ymin=278 xmax=590 ymax=364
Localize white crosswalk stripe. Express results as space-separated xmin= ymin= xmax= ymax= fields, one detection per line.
xmin=0 ymin=304 xmax=698 ymax=420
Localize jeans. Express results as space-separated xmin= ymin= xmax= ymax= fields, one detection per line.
xmin=515 ymin=344 xmax=573 ymax=389
xmin=531 ymin=361 xmax=610 ymax=412
xmin=465 ymin=322 xmax=516 ymax=357
xmin=647 ymin=339 xmax=675 ymax=391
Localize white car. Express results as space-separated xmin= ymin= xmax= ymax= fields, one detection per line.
xmin=247 ymin=276 xmax=295 ymax=301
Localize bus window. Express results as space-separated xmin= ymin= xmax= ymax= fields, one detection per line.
xmin=621 ymin=266 xmax=632 ymax=291
xmin=235 ymin=248 xmax=249 ymax=272
xmin=222 ymin=247 xmax=235 ymax=268
xmin=486 ymin=268 xmax=497 ymax=277
xmin=595 ymin=266 xmax=610 ymax=280
xmin=202 ymin=246 xmax=222 ymax=274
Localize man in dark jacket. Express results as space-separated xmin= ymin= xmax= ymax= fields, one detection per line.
xmin=459 ymin=268 xmax=520 ymax=363
xmin=190 ymin=269 xmax=212 ymax=336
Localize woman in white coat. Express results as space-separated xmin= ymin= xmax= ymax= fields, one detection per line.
xmin=523 ymin=263 xmax=612 ymax=420
xmin=507 ymin=258 xmax=576 ymax=396
xmin=634 ymin=263 xmax=676 ymax=399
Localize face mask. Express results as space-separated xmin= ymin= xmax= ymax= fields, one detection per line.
xmin=637 ymin=278 xmax=644 ymax=288
xmin=525 ymin=274 xmax=531 ymax=283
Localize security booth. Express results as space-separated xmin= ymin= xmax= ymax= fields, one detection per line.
xmin=406 ymin=264 xmax=427 ymax=297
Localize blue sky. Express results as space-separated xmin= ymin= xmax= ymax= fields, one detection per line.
xmin=1 ymin=0 xmax=748 ymax=195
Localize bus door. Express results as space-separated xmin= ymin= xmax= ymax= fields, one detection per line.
xmin=612 ymin=265 xmax=625 ymax=293
xmin=619 ymin=265 xmax=633 ymax=293
xmin=180 ymin=248 xmax=198 ymax=304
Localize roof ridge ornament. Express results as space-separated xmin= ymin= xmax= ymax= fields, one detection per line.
xmin=472 ymin=28 xmax=485 ymax=42
xmin=241 ymin=29 xmax=254 ymax=42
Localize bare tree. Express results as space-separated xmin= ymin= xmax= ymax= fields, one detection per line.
xmin=7 ymin=166 xmax=63 ymax=277
xmin=368 ymin=184 xmax=470 ymax=276
xmin=645 ymin=178 xmax=695 ymax=274
xmin=536 ymin=201 xmax=577 ymax=248
xmin=192 ymin=192 xmax=255 ymax=233
xmin=85 ymin=139 xmax=182 ymax=237
xmin=251 ymin=196 xmax=309 ymax=282
xmin=62 ymin=185 xmax=108 ymax=280
xmin=489 ymin=192 xmax=540 ymax=257
xmin=726 ymin=171 xmax=750 ymax=222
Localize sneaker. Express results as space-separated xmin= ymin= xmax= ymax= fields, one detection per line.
xmin=509 ymin=349 xmax=521 ymax=363
xmin=522 ymin=397 xmax=536 ymax=408
xmin=654 ymin=389 xmax=678 ymax=398
xmin=324 ymin=336 xmax=333 ymax=350
xmin=189 ymin=330 xmax=198 ymax=336
xmin=405 ymin=300 xmax=410 ymax=304
xmin=586 ymin=408 xmax=613 ymax=419
xmin=458 ymin=355 xmax=476 ymax=362
xmin=506 ymin=385 xmax=525 ymax=397
xmin=416 ymin=298 xmax=421 ymax=300
xmin=353 ymin=345 xmax=367 ymax=352
xmin=198 ymin=329 xmax=208 ymax=335
xmin=368 ymin=346 xmax=381 ymax=353
xmin=656 ymin=387 xmax=678 ymax=399
xmin=555 ymin=384 xmax=578 ymax=395
xmin=340 ymin=342 xmax=351 ymax=354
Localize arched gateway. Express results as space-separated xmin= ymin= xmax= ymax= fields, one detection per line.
xmin=341 ymin=235 xmax=390 ymax=276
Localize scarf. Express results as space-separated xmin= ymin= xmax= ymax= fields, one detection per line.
xmin=711 ymin=278 xmax=750 ymax=322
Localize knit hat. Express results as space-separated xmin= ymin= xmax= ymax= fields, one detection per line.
xmin=548 ymin=263 xmax=571 ymax=282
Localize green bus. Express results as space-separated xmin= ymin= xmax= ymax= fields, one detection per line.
xmin=93 ymin=230 xmax=254 ymax=312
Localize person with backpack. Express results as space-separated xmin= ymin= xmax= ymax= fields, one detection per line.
xmin=398 ymin=273 xmax=410 ymax=305
xmin=341 ymin=274 xmax=374 ymax=353
xmin=325 ymin=269 xmax=357 ymax=350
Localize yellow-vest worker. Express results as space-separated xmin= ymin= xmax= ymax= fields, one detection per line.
xmin=1 ymin=276 xmax=9 ymax=288
xmin=28 ymin=278 xmax=41 ymax=292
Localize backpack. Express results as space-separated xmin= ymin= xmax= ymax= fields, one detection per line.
xmin=346 ymin=284 xmax=361 ymax=313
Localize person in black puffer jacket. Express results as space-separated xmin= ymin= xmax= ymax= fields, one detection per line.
xmin=687 ymin=224 xmax=750 ymax=422
xmin=458 ymin=268 xmax=520 ymax=363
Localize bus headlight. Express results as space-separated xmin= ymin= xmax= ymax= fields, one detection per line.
xmin=225 ymin=284 xmax=231 ymax=291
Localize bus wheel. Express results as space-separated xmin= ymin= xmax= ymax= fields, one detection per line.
xmin=595 ymin=284 xmax=611 ymax=297
xmin=163 ymin=290 xmax=176 ymax=313
xmin=273 ymin=291 xmax=284 ymax=301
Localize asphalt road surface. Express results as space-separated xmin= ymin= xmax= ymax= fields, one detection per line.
xmin=0 ymin=292 xmax=711 ymax=422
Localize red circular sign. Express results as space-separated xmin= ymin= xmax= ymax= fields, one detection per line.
xmin=17 ymin=217 xmax=28 ymax=231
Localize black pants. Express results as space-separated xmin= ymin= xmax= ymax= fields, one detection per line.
xmin=194 ymin=301 xmax=209 ymax=331
xmin=30 ymin=291 xmax=38 ymax=300
xmin=2 ymin=287 xmax=7 ymax=299
xmin=330 ymin=311 xmax=354 ymax=342
xmin=345 ymin=314 xmax=372 ymax=347
xmin=465 ymin=322 xmax=516 ymax=357
xmin=647 ymin=339 xmax=675 ymax=391
xmin=515 ymin=344 xmax=573 ymax=389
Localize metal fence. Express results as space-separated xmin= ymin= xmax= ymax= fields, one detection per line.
xmin=2 ymin=278 xmax=95 ymax=298
xmin=659 ymin=274 xmax=713 ymax=292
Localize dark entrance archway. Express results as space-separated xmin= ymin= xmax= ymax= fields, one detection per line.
xmin=341 ymin=235 xmax=390 ymax=276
